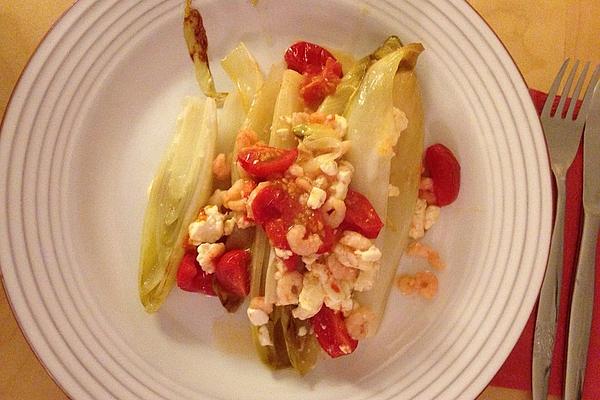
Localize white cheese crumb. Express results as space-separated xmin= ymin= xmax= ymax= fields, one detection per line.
xmin=302 ymin=254 xmax=318 ymax=265
xmin=223 ymin=217 xmax=236 ymax=236
xmin=258 ymin=325 xmax=273 ymax=346
xmin=424 ymin=205 xmax=441 ymax=230
xmin=297 ymin=326 xmax=308 ymax=337
xmin=292 ymin=272 xmax=325 ymax=320
xmin=188 ymin=205 xmax=225 ymax=244
xmin=247 ymin=307 xmax=270 ymax=326
xmin=274 ymin=247 xmax=293 ymax=260
xmin=388 ymin=184 xmax=400 ymax=197
xmin=307 ymin=186 xmax=327 ymax=209
xmin=355 ymin=245 xmax=382 ymax=262
xmin=196 ymin=243 xmax=225 ymax=274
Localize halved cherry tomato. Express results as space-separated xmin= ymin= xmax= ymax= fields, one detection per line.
xmin=238 ymin=146 xmax=298 ymax=179
xmin=251 ymin=183 xmax=291 ymax=224
xmin=312 ymin=306 xmax=358 ymax=358
xmin=424 ymin=144 xmax=460 ymax=206
xmin=340 ymin=190 xmax=384 ymax=239
xmin=214 ymin=249 xmax=251 ymax=297
xmin=284 ymin=41 xmax=341 ymax=76
xmin=283 ymin=254 xmax=301 ymax=272
xmin=176 ymin=252 xmax=215 ymax=296
xmin=301 ymin=58 xmax=342 ymax=106
xmin=305 ymin=210 xmax=335 ymax=254
xmin=264 ymin=218 xmax=290 ymax=250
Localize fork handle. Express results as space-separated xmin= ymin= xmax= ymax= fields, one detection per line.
xmin=532 ymin=177 xmax=567 ymax=400
xmin=564 ymin=212 xmax=600 ymax=400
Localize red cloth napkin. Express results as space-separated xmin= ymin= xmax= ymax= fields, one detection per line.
xmin=490 ymin=89 xmax=600 ymax=399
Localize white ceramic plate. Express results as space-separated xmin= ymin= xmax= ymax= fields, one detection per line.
xmin=0 ymin=0 xmax=551 ymax=399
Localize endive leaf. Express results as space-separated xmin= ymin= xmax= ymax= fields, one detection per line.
xmin=221 ymin=42 xmax=264 ymax=112
xmin=318 ymin=36 xmax=404 ymax=116
xmin=354 ymin=44 xmax=424 ymax=334
xmin=183 ymin=0 xmax=226 ymax=105
xmin=138 ymin=97 xmax=217 ymax=313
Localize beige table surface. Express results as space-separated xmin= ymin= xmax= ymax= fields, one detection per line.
xmin=1 ymin=0 xmax=599 ymax=399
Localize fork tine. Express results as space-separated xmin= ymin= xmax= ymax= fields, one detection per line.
xmin=574 ymin=64 xmax=600 ymax=121
xmin=566 ymin=62 xmax=590 ymax=120
xmin=556 ymin=60 xmax=580 ymax=117
xmin=542 ymin=59 xmax=570 ymax=118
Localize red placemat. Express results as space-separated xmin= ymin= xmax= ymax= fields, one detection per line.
xmin=490 ymin=89 xmax=600 ymax=399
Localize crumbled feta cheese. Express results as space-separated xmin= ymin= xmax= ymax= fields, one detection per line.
xmin=247 ymin=307 xmax=270 ymax=326
xmin=276 ymin=271 xmax=303 ymax=306
xmin=355 ymin=245 xmax=382 ymax=263
xmin=196 ymin=243 xmax=225 ymax=273
xmin=320 ymin=160 xmax=338 ymax=176
xmin=297 ymin=326 xmax=308 ymax=337
xmin=258 ymin=325 xmax=273 ymax=346
xmin=293 ymin=272 xmax=325 ymax=320
xmin=274 ymin=247 xmax=293 ymax=260
xmin=188 ymin=205 xmax=226 ymax=244
xmin=287 ymin=163 xmax=304 ymax=177
xmin=339 ymin=231 xmax=372 ymax=251
xmin=388 ymin=184 xmax=400 ymax=197
xmin=223 ymin=216 xmax=236 ymax=236
xmin=424 ymin=205 xmax=441 ymax=230
xmin=323 ymin=279 xmax=353 ymax=314
xmin=233 ymin=212 xmax=254 ymax=229
xmin=302 ymin=254 xmax=318 ymax=265
xmin=307 ymin=186 xmax=327 ymax=209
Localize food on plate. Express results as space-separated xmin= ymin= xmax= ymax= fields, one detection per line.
xmin=137 ymin=0 xmax=461 ymax=373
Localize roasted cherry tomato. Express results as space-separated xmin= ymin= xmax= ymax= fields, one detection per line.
xmin=251 ymin=183 xmax=292 ymax=224
xmin=341 ymin=190 xmax=384 ymax=239
xmin=301 ymin=58 xmax=342 ymax=106
xmin=264 ymin=218 xmax=291 ymax=250
xmin=214 ymin=249 xmax=251 ymax=297
xmin=238 ymin=146 xmax=298 ymax=179
xmin=284 ymin=41 xmax=341 ymax=76
xmin=176 ymin=252 xmax=215 ymax=295
xmin=312 ymin=306 xmax=358 ymax=358
xmin=305 ymin=211 xmax=335 ymax=254
xmin=283 ymin=254 xmax=301 ymax=272
xmin=424 ymin=144 xmax=460 ymax=206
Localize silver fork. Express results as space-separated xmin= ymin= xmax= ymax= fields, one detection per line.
xmin=532 ymin=59 xmax=600 ymax=400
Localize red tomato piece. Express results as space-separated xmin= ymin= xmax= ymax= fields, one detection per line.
xmin=301 ymin=58 xmax=342 ymax=107
xmin=284 ymin=41 xmax=341 ymax=76
xmin=264 ymin=218 xmax=290 ymax=250
xmin=176 ymin=252 xmax=215 ymax=296
xmin=340 ymin=190 xmax=384 ymax=239
xmin=424 ymin=144 xmax=461 ymax=206
xmin=251 ymin=183 xmax=292 ymax=224
xmin=283 ymin=254 xmax=301 ymax=272
xmin=306 ymin=211 xmax=335 ymax=254
xmin=312 ymin=306 xmax=358 ymax=358
xmin=237 ymin=146 xmax=298 ymax=179
xmin=214 ymin=249 xmax=251 ymax=297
